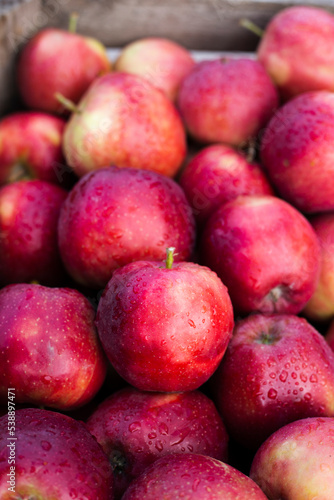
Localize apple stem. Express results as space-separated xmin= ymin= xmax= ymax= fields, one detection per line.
xmin=55 ymin=92 xmax=80 ymax=114
xmin=239 ymin=18 xmax=264 ymax=38
xmin=166 ymin=247 xmax=176 ymax=269
xmin=68 ymin=12 xmax=79 ymax=33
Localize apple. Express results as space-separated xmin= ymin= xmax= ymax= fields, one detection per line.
xmin=303 ymin=213 xmax=334 ymax=322
xmin=179 ymin=144 xmax=274 ymax=228
xmin=0 ymin=283 xmax=107 ymax=410
xmin=122 ymin=453 xmax=267 ymax=500
xmin=212 ymin=313 xmax=334 ymax=450
xmin=87 ymin=387 xmax=229 ymax=498
xmin=200 ymin=195 xmax=320 ymax=315
xmin=62 ymin=72 xmax=186 ymax=178
xmin=17 ymin=22 xmax=111 ymax=114
xmin=258 ymin=6 xmax=334 ymax=101
xmin=261 ymin=91 xmax=334 ymax=214
xmin=0 ymin=408 xmax=113 ymax=499
xmin=95 ymin=248 xmax=234 ymax=392
xmin=0 ymin=180 xmax=68 ymax=286
xmin=177 ymin=58 xmax=278 ymax=146
xmin=58 ymin=166 xmax=195 ymax=289
xmin=250 ymin=417 xmax=334 ymax=499
xmin=0 ymin=111 xmax=72 ymax=186
xmin=114 ymin=37 xmax=195 ymax=101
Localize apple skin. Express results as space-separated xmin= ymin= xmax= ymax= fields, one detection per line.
xmin=62 ymin=72 xmax=186 ymax=178
xmin=58 ymin=166 xmax=195 ymax=289
xmin=0 ymin=112 xmax=69 ymax=186
xmin=17 ymin=28 xmax=111 ymax=114
xmin=95 ymin=258 xmax=234 ymax=392
xmin=303 ymin=214 xmax=334 ymax=321
xmin=179 ymin=144 xmax=274 ymax=228
xmin=122 ymin=453 xmax=268 ymax=500
xmin=87 ymin=387 xmax=229 ymax=498
xmin=200 ymin=195 xmax=321 ymax=315
xmin=0 ymin=283 xmax=107 ymax=410
xmin=250 ymin=417 xmax=334 ymax=499
xmin=212 ymin=314 xmax=334 ymax=450
xmin=177 ymin=58 xmax=278 ymax=146
xmin=258 ymin=6 xmax=334 ymax=101
xmin=261 ymin=91 xmax=334 ymax=214
xmin=114 ymin=37 xmax=195 ymax=101
xmin=0 ymin=180 xmax=68 ymax=286
xmin=0 ymin=408 xmax=113 ymax=499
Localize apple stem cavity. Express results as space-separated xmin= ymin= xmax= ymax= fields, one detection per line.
xmin=68 ymin=12 xmax=79 ymax=33
xmin=239 ymin=18 xmax=264 ymax=38
xmin=55 ymin=92 xmax=80 ymax=114
xmin=166 ymin=247 xmax=176 ymax=269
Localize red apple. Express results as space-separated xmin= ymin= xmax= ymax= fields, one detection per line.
xmin=0 ymin=408 xmax=113 ymax=499
xmin=177 ymin=58 xmax=278 ymax=146
xmin=179 ymin=144 xmax=274 ymax=228
xmin=258 ymin=6 xmax=334 ymax=101
xmin=261 ymin=91 xmax=334 ymax=214
xmin=0 ymin=111 xmax=70 ymax=186
xmin=58 ymin=166 xmax=195 ymax=289
xmin=17 ymin=25 xmax=111 ymax=114
xmin=87 ymin=387 xmax=229 ymax=498
xmin=95 ymin=248 xmax=234 ymax=392
xmin=0 ymin=283 xmax=107 ymax=410
xmin=0 ymin=180 xmax=68 ymax=286
xmin=303 ymin=213 xmax=334 ymax=321
xmin=212 ymin=314 xmax=334 ymax=450
xmin=200 ymin=195 xmax=320 ymax=315
xmin=62 ymin=72 xmax=186 ymax=178
xmin=122 ymin=453 xmax=267 ymax=500
xmin=250 ymin=417 xmax=334 ymax=499
xmin=114 ymin=37 xmax=195 ymax=101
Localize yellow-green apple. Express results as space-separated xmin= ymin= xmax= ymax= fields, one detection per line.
xmin=261 ymin=91 xmax=334 ymax=214
xmin=0 ymin=283 xmax=107 ymax=410
xmin=62 ymin=72 xmax=186 ymax=178
xmin=179 ymin=144 xmax=274 ymax=228
xmin=17 ymin=26 xmax=111 ymax=114
xmin=87 ymin=387 xmax=229 ymax=498
xmin=0 ymin=112 xmax=70 ymax=186
xmin=122 ymin=453 xmax=267 ymax=500
xmin=200 ymin=195 xmax=320 ymax=315
xmin=0 ymin=180 xmax=68 ymax=286
xmin=250 ymin=417 xmax=334 ymax=499
xmin=212 ymin=314 xmax=334 ymax=450
xmin=258 ymin=6 xmax=334 ymax=101
xmin=304 ymin=213 xmax=334 ymax=321
xmin=95 ymin=248 xmax=234 ymax=392
xmin=177 ymin=58 xmax=278 ymax=146
xmin=0 ymin=408 xmax=113 ymax=499
xmin=58 ymin=167 xmax=195 ymax=289
xmin=114 ymin=37 xmax=195 ymax=101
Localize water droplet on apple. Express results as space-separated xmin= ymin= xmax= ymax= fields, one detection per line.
xmin=148 ymin=432 xmax=157 ymax=439
xmin=159 ymin=423 xmax=168 ymax=435
xmin=279 ymin=370 xmax=288 ymax=382
xmin=310 ymin=374 xmax=318 ymax=383
xmin=41 ymin=440 xmax=52 ymax=451
xmin=267 ymin=388 xmax=277 ymax=399
xmin=188 ymin=319 xmax=196 ymax=328
xmin=291 ymin=372 xmax=297 ymax=379
xmin=304 ymin=393 xmax=312 ymax=402
xmin=129 ymin=422 xmax=141 ymax=433
xmin=155 ymin=440 xmax=163 ymax=452
xmin=192 ymin=478 xmax=201 ymax=491
xmin=300 ymin=373 xmax=307 ymax=383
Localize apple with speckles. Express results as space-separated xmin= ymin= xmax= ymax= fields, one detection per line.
xmin=0 ymin=283 xmax=107 ymax=410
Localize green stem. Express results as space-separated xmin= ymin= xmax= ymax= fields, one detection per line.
xmin=54 ymin=92 xmax=80 ymax=113
xmin=239 ymin=18 xmax=264 ymax=38
xmin=68 ymin=12 xmax=79 ymax=33
xmin=166 ymin=247 xmax=175 ymax=269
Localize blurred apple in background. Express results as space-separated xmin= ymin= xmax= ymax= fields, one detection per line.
xmin=0 ymin=283 xmax=107 ymax=410
xmin=250 ymin=417 xmax=334 ymax=499
xmin=179 ymin=144 xmax=273 ymax=228
xmin=0 ymin=408 xmax=113 ymax=499
xmin=62 ymin=72 xmax=186 ymax=178
xmin=177 ymin=58 xmax=278 ymax=146
xmin=0 ymin=180 xmax=68 ymax=286
xmin=258 ymin=6 xmax=334 ymax=101
xmin=261 ymin=91 xmax=334 ymax=214
xmin=87 ymin=387 xmax=229 ymax=498
xmin=200 ymin=195 xmax=320 ymax=315
xmin=212 ymin=314 xmax=334 ymax=450
xmin=114 ymin=37 xmax=195 ymax=101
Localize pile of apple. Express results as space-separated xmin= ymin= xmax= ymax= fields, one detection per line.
xmin=2 ymin=4 xmax=334 ymax=499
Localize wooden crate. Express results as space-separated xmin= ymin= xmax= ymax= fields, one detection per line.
xmin=1 ymin=0 xmax=334 ymax=113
